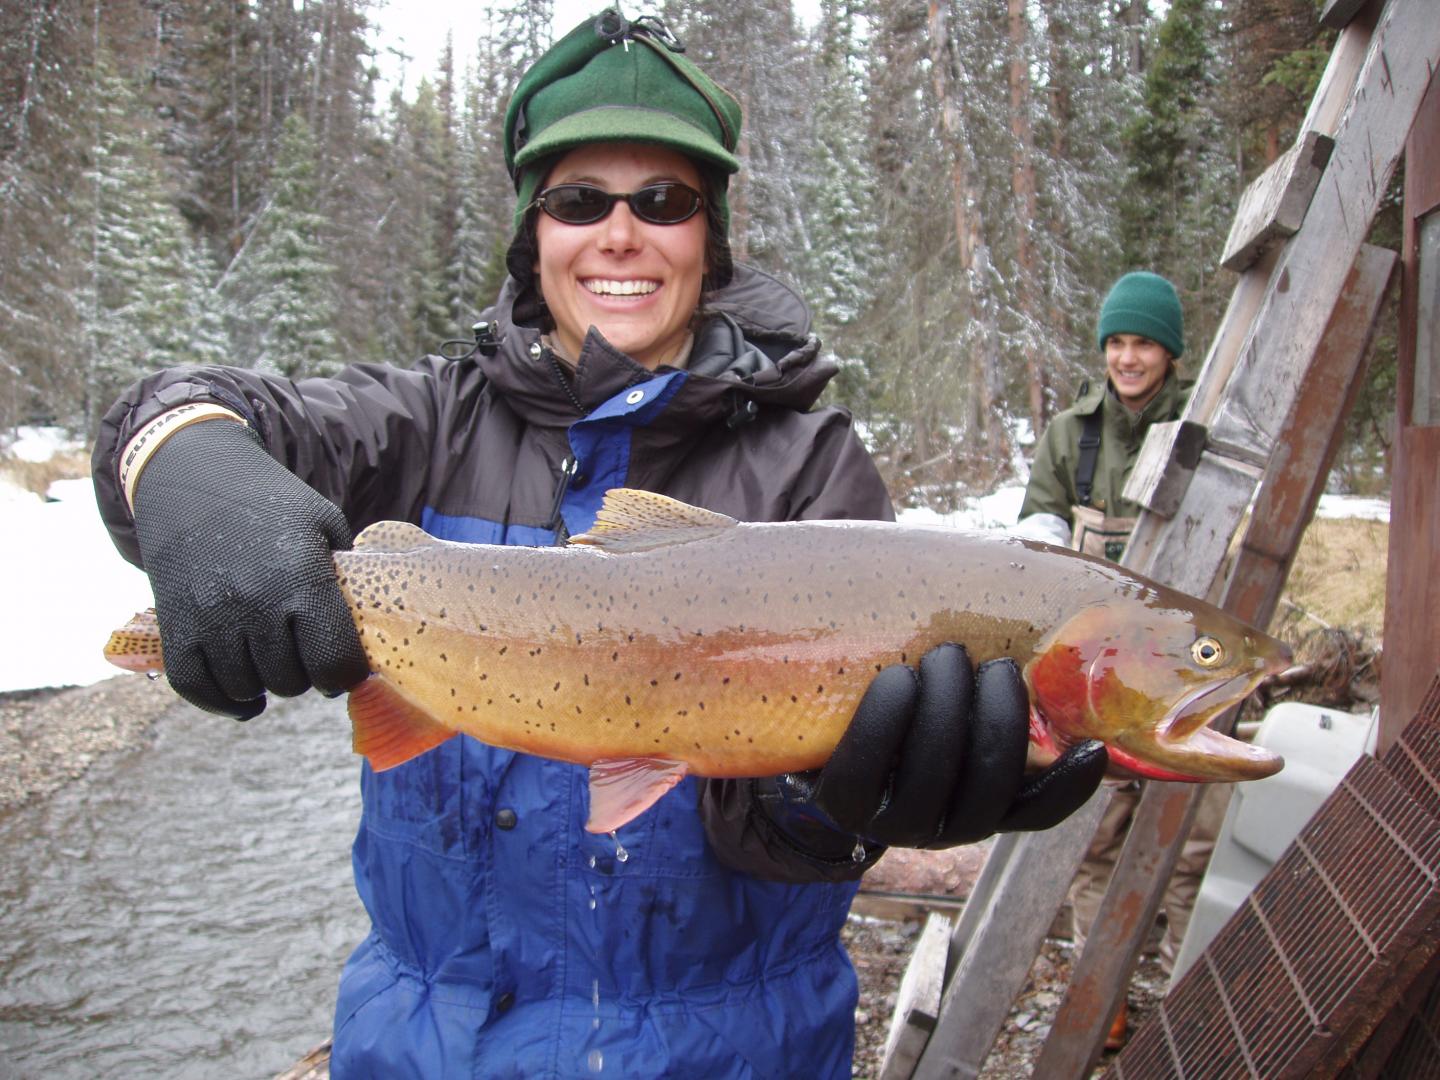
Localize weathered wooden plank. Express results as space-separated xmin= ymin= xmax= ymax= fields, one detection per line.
xmin=1321 ymin=0 xmax=1374 ymax=31
xmin=1121 ymin=420 xmax=1207 ymax=517
xmin=1302 ymin=0 xmax=1381 ymax=136
xmin=1034 ymin=781 xmax=1205 ymax=1080
xmin=1381 ymin=67 xmax=1440 ymax=754
xmin=880 ymin=913 xmax=956 ymax=1080
xmin=1121 ymin=451 xmax=1260 ymax=599
xmin=1207 ymin=0 xmax=1437 ymax=465
xmin=910 ymin=791 xmax=1107 ymax=1080
xmin=1221 ymin=130 xmax=1335 ymax=272
xmin=1226 ymin=244 xmax=1396 ymax=620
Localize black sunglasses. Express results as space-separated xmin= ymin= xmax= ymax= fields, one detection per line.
xmin=531 ymin=182 xmax=705 ymax=226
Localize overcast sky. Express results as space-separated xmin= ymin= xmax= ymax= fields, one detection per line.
xmin=370 ymin=1 xmax=819 ymax=100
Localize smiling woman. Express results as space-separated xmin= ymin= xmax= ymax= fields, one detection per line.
xmin=88 ymin=9 xmax=1107 ymax=1079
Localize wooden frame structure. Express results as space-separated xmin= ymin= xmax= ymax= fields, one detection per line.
xmin=885 ymin=1 xmax=1440 ymax=1075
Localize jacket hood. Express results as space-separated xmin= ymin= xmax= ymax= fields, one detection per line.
xmin=477 ymin=262 xmax=835 ymax=431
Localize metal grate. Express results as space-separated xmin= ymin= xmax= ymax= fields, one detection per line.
xmin=1108 ymin=675 xmax=1440 ymax=1079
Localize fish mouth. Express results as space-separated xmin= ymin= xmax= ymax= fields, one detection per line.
xmin=1111 ymin=665 xmax=1287 ymax=783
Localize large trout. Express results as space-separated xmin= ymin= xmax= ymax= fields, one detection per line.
xmin=106 ymin=488 xmax=1289 ymax=832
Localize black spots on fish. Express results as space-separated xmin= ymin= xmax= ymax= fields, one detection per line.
xmin=528 ymin=647 xmax=543 ymax=658
xmin=816 ymin=685 xmax=824 ymax=695
xmin=790 ymin=694 xmax=798 ymax=703
xmin=479 ymin=624 xmax=488 ymax=633
xmin=625 ymin=694 xmax=632 ymax=706
xmin=537 ymin=699 xmax=545 ymax=710
xmin=450 ymin=688 xmax=457 ymax=697
xmin=583 ymin=674 xmax=590 ymax=687
xmin=722 ymin=676 xmax=731 ymax=686
xmin=575 ymin=705 xmax=583 ymax=715
xmin=796 ymin=734 xmax=805 ymax=742
xmin=698 ymin=701 xmax=705 ymax=711
xmin=479 ymin=672 xmax=487 ymax=681
xmin=633 ymin=721 xmax=641 ymax=729
xmin=1004 ymin=637 xmax=1012 ymax=651
xmin=649 ymin=678 xmax=658 ymax=688
xmin=836 ymin=666 xmax=846 ymax=676
xmin=900 ymin=652 xmax=908 ymax=664
xmin=417 ymin=622 xmax=427 ymax=636
xmin=552 ymin=681 xmax=561 ymax=692
xmin=612 ymin=651 xmax=620 ymax=663
xmin=498 ymin=645 xmax=508 ymax=656
xmin=761 ymin=694 xmax=768 ymax=703
xmin=439 ymin=652 xmax=448 ymax=663
xmin=673 ymin=672 xmax=683 ymax=681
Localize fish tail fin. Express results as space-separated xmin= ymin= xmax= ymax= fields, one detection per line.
xmin=585 ymin=757 xmax=691 ymax=833
xmin=104 ymin=609 xmax=165 ymax=673
xmin=348 ymin=676 xmax=457 ymax=771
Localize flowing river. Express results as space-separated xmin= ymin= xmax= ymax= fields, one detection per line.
xmin=0 ymin=691 xmax=368 ymax=1079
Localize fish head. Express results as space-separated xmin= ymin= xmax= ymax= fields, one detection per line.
xmin=1025 ymin=599 xmax=1290 ymax=783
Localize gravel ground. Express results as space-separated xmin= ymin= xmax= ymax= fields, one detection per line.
xmin=5 ymin=679 xmax=1162 ymax=1078
xmin=0 ymin=673 xmax=175 ymax=813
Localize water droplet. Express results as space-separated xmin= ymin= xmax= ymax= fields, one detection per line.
xmin=587 ymin=1048 xmax=604 ymax=1072
xmin=145 ymin=671 xmax=162 ymax=682
xmin=588 ymin=855 xmax=597 ymax=870
xmin=851 ymin=838 xmax=869 ymax=863
xmin=609 ymin=831 xmax=629 ymax=863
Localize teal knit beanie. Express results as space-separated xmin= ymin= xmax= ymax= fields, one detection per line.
xmin=1096 ymin=271 xmax=1185 ymax=359
xmin=504 ymin=10 xmax=741 ymax=232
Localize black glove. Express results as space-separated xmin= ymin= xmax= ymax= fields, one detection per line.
xmin=805 ymin=643 xmax=1108 ymax=848
xmin=131 ymin=418 xmax=369 ymax=719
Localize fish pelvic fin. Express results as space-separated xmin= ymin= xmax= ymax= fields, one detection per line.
xmin=352 ymin=520 xmax=442 ymax=553
xmin=585 ymin=757 xmax=691 ymax=832
xmin=348 ymin=676 xmax=457 ymax=771
xmin=568 ymin=489 xmax=737 ymax=553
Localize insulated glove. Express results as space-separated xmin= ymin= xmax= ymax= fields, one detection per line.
xmin=805 ymin=643 xmax=1108 ymax=848
xmin=131 ymin=418 xmax=369 ymax=719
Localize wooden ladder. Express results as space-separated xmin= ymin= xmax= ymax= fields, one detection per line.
xmin=882 ymin=1 xmax=1439 ymax=1075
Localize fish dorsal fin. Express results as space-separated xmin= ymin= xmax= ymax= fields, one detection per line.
xmin=568 ymin=488 xmax=737 ymax=553
xmin=352 ymin=520 xmax=441 ymax=553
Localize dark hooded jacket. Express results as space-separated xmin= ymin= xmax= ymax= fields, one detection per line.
xmin=93 ymin=264 xmax=894 ymax=1079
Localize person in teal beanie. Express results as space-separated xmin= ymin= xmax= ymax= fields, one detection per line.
xmin=1016 ymin=270 xmax=1191 ymax=553
xmin=1016 ymin=270 xmax=1219 ymax=1049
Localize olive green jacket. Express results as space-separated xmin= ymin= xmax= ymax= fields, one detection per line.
xmin=1019 ymin=371 xmax=1192 ymax=527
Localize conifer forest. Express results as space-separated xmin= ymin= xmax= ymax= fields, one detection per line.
xmin=0 ymin=0 xmax=1397 ymax=506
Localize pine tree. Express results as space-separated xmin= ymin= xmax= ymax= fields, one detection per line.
xmin=222 ymin=113 xmax=340 ymax=376
xmin=799 ymin=0 xmax=881 ymax=334
xmin=1120 ymin=0 xmax=1237 ymax=349
xmin=84 ymin=58 xmax=231 ymax=420
xmin=0 ymin=1 xmax=96 ymax=430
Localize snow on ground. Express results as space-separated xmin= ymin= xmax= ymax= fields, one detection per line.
xmin=0 ymin=426 xmax=1392 ymax=693
xmin=1 ymin=431 xmax=155 ymax=693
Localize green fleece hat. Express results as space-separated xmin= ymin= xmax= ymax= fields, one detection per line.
xmin=1096 ymin=271 xmax=1185 ymax=359
xmin=504 ymin=10 xmax=742 ymax=229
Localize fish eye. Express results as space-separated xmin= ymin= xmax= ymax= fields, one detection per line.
xmin=1191 ymin=636 xmax=1225 ymax=667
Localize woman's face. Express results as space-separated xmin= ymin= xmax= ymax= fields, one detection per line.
xmin=535 ymin=142 xmax=708 ymax=370
xmin=1104 ymin=333 xmax=1173 ymax=411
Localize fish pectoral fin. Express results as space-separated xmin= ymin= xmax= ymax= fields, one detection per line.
xmin=352 ymin=520 xmax=442 ymax=553
xmin=568 ymin=489 xmax=737 ymax=553
xmin=348 ymin=676 xmax=457 ymax=770
xmin=585 ymin=757 xmax=691 ymax=833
